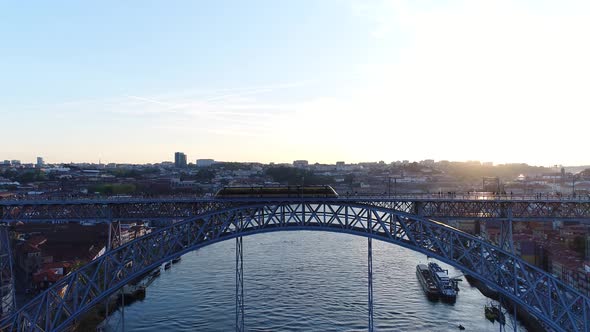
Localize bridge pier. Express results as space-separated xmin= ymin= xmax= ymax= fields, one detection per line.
xmin=367 ymin=237 xmax=374 ymax=332
xmin=498 ymin=206 xmax=514 ymax=253
xmin=0 ymin=225 xmax=15 ymax=319
xmin=120 ymin=287 xmax=125 ymax=332
xmin=236 ymin=236 xmax=244 ymax=332
xmin=104 ymin=217 xmax=123 ymax=329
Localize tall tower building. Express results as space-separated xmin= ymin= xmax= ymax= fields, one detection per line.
xmin=174 ymin=152 xmax=187 ymax=168
xmin=36 ymin=157 xmax=44 ymax=168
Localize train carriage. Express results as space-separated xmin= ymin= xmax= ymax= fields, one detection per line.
xmin=214 ymin=185 xmax=339 ymax=198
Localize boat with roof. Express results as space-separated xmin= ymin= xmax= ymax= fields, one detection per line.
xmin=428 ymin=262 xmax=458 ymax=302
xmin=416 ymin=264 xmax=440 ymax=300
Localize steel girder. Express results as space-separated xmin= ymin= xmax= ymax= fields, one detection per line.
xmin=1 ymin=202 xmax=589 ymax=332
xmin=365 ymin=199 xmax=590 ymax=221
xmin=367 ymin=237 xmax=374 ymax=332
xmin=0 ymin=200 xmax=232 ymax=223
xmin=2 ymin=197 xmax=590 ymax=223
xmin=235 ymin=237 xmax=244 ymax=332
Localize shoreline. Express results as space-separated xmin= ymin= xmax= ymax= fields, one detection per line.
xmin=75 ymin=286 xmax=146 ymax=331
xmin=464 ymin=275 xmax=546 ymax=332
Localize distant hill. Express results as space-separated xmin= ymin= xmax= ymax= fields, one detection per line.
xmin=564 ymin=166 xmax=590 ymax=174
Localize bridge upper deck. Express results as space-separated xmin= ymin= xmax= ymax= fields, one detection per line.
xmin=1 ymin=194 xmax=589 ymax=222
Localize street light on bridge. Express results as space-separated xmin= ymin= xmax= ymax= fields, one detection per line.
xmin=388 ymin=174 xmax=403 ymax=197
xmin=572 ymin=173 xmax=580 ymax=197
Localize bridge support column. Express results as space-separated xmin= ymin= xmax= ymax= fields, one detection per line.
xmin=0 ymin=225 xmax=15 ymax=318
xmin=413 ymin=202 xmax=424 ymax=218
xmin=236 ymin=236 xmax=244 ymax=332
xmin=105 ymin=214 xmax=122 ymax=328
xmin=108 ymin=221 xmax=122 ymax=250
xmin=499 ymin=206 xmax=514 ymax=253
xmin=120 ymin=287 xmax=125 ymax=332
xmin=368 ymin=237 xmax=374 ymax=332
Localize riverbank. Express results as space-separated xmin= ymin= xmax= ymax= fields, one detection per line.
xmin=75 ymin=285 xmax=146 ymax=331
xmin=464 ymin=275 xmax=546 ymax=332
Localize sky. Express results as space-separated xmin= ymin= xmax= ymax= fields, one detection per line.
xmin=1 ymin=0 xmax=589 ymax=166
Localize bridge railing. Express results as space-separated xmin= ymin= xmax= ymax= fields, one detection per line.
xmin=2 ymin=192 xmax=590 ymax=205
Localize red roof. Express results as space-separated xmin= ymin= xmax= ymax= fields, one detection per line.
xmin=32 ymin=269 xmax=62 ymax=283
xmin=19 ymin=243 xmax=41 ymax=254
xmin=41 ymin=261 xmax=72 ymax=270
xmin=27 ymin=235 xmax=47 ymax=247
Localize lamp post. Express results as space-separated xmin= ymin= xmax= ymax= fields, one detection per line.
xmin=388 ymin=177 xmax=391 ymax=197
xmin=572 ymin=173 xmax=579 ymax=197
xmin=388 ymin=174 xmax=402 ymax=196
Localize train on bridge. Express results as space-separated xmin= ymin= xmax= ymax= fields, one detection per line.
xmin=214 ymin=185 xmax=339 ymax=198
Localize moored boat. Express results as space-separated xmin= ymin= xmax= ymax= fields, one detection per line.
xmin=164 ymin=262 xmax=172 ymax=270
xmin=172 ymin=256 xmax=181 ymax=264
xmin=484 ymin=302 xmax=506 ymax=325
xmin=428 ymin=262 xmax=458 ymax=302
xmin=151 ymin=268 xmax=161 ymax=277
xmin=416 ymin=264 xmax=439 ymax=300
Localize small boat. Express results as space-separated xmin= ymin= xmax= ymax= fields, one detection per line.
xmin=164 ymin=262 xmax=172 ymax=270
xmin=484 ymin=302 xmax=505 ymax=325
xmin=458 ymin=324 xmax=465 ymax=330
xmin=172 ymin=256 xmax=181 ymax=264
xmin=151 ymin=268 xmax=161 ymax=277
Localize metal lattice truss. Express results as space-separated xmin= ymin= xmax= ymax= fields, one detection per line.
xmin=1 ymin=202 xmax=588 ymax=332
xmin=2 ymin=197 xmax=590 ymax=223
xmin=0 ymin=227 xmax=15 ymax=319
xmin=0 ymin=200 xmax=232 ymax=223
xmin=365 ymin=199 xmax=590 ymax=221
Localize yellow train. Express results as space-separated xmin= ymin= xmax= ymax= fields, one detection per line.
xmin=214 ymin=185 xmax=339 ymax=198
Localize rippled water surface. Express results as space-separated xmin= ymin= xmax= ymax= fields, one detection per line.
xmin=106 ymin=232 xmax=526 ymax=331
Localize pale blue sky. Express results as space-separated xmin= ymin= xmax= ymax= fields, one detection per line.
xmin=2 ymin=1 xmax=589 ymax=165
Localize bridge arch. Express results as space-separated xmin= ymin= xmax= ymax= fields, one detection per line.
xmin=2 ymin=202 xmax=589 ymax=332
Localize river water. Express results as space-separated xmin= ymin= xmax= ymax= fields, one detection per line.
xmin=105 ymin=231 xmax=526 ymax=331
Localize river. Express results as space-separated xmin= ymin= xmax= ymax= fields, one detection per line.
xmin=104 ymin=231 xmax=526 ymax=331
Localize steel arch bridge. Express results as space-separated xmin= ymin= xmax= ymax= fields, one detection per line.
xmin=1 ymin=201 xmax=589 ymax=332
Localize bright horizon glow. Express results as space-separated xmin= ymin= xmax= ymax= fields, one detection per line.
xmin=1 ymin=1 xmax=589 ymax=166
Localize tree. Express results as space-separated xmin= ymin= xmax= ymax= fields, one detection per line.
xmin=265 ymin=167 xmax=334 ymax=185
xmin=15 ymin=170 xmax=46 ymax=183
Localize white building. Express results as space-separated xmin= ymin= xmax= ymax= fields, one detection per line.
xmin=196 ymin=159 xmax=215 ymax=167
xmin=293 ymin=160 xmax=309 ymax=168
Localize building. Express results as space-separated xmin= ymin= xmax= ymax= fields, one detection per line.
xmin=36 ymin=157 xmax=44 ymax=168
xmin=420 ymin=159 xmax=435 ymax=167
xmin=293 ymin=160 xmax=308 ymax=168
xmin=174 ymin=152 xmax=187 ymax=168
xmin=196 ymin=159 xmax=215 ymax=167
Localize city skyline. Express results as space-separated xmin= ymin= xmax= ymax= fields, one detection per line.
xmin=2 ymin=1 xmax=590 ymax=165
xmin=1 ymin=154 xmax=589 ymax=169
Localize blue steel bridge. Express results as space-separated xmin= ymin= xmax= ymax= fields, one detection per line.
xmin=0 ymin=194 xmax=590 ymax=332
